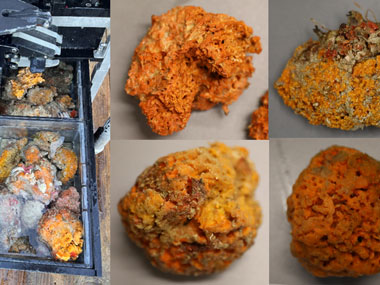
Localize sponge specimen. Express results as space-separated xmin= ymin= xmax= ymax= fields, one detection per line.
xmin=126 ymin=6 xmax=261 ymax=135
xmin=287 ymin=146 xmax=380 ymax=277
xmin=118 ymin=143 xmax=261 ymax=275
xmin=275 ymin=11 xmax=380 ymax=130
xmin=248 ymin=91 xmax=268 ymax=140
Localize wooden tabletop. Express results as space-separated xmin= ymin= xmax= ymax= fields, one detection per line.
xmin=0 ymin=66 xmax=111 ymax=285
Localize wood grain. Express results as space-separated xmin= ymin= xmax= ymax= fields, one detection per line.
xmin=0 ymin=64 xmax=111 ymax=285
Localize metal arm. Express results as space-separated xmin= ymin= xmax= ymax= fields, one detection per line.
xmin=0 ymin=0 xmax=61 ymax=74
xmin=0 ymin=0 xmax=51 ymax=36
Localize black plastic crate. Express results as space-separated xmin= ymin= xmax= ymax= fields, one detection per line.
xmin=0 ymin=61 xmax=84 ymax=120
xmin=0 ymin=60 xmax=102 ymax=277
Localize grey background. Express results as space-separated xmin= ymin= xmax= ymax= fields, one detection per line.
xmin=269 ymin=0 xmax=380 ymax=138
xmin=270 ymin=138 xmax=380 ymax=285
xmin=111 ymin=0 xmax=268 ymax=140
xmin=111 ymin=140 xmax=269 ymax=285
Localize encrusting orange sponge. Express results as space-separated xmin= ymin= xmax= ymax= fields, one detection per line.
xmin=126 ymin=6 xmax=261 ymax=136
xmin=287 ymin=146 xmax=380 ymax=277
xmin=275 ymin=11 xmax=380 ymax=130
xmin=118 ymin=143 xmax=261 ymax=275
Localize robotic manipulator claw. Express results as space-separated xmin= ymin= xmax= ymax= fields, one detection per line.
xmin=0 ymin=0 xmax=62 ymax=77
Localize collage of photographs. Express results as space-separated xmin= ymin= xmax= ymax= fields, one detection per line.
xmin=0 ymin=0 xmax=379 ymax=284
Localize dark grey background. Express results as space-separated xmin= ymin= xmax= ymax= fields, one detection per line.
xmin=270 ymin=138 xmax=380 ymax=284
xmin=111 ymin=0 xmax=268 ymax=140
xmin=269 ymin=0 xmax=380 ymax=138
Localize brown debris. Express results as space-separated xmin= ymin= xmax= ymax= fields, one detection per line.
xmin=9 ymin=236 xmax=36 ymax=254
xmin=27 ymin=87 xmax=57 ymax=106
xmin=54 ymin=187 xmax=81 ymax=214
